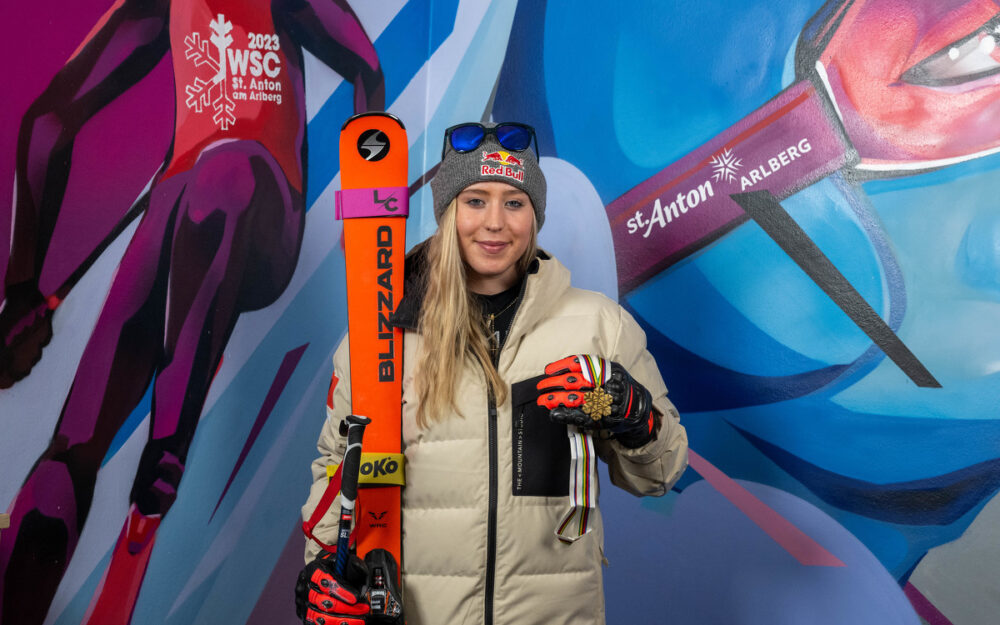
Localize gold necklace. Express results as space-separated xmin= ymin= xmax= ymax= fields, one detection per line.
xmin=485 ymin=296 xmax=518 ymax=358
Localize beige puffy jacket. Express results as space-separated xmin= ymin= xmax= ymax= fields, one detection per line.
xmin=302 ymin=251 xmax=688 ymax=625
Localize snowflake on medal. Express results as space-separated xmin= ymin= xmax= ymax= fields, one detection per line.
xmin=582 ymin=386 xmax=613 ymax=421
xmin=710 ymin=148 xmax=743 ymax=184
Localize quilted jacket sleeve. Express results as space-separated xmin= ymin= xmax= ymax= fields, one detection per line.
xmin=301 ymin=336 xmax=352 ymax=563
xmin=594 ymin=306 xmax=689 ymax=497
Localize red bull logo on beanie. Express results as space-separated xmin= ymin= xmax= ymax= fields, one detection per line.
xmin=481 ymin=150 xmax=525 ymax=181
xmin=481 ymin=164 xmax=525 ymax=181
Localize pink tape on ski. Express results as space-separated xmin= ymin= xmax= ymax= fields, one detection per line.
xmin=335 ymin=187 xmax=409 ymax=219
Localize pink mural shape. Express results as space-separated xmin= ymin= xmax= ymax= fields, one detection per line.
xmin=687 ymin=449 xmax=846 ymax=567
xmin=606 ymin=80 xmax=855 ymax=293
xmin=903 ymin=582 xmax=957 ymax=625
xmin=211 ymin=343 xmax=309 ymax=520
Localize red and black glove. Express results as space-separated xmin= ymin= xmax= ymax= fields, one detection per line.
xmin=536 ymin=355 xmax=657 ymax=448
xmin=295 ymin=549 xmax=370 ymax=625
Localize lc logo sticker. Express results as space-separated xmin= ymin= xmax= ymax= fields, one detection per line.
xmin=358 ymin=129 xmax=390 ymax=161
xmin=373 ymin=189 xmax=399 ymax=212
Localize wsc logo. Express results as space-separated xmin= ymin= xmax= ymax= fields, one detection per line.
xmin=183 ymin=13 xmax=285 ymax=130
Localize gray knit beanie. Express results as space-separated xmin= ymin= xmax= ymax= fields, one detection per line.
xmin=431 ymin=123 xmax=546 ymax=229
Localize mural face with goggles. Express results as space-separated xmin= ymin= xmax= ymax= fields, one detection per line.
xmin=800 ymin=0 xmax=1000 ymax=174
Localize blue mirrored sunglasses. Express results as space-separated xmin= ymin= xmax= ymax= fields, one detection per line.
xmin=442 ymin=122 xmax=538 ymax=160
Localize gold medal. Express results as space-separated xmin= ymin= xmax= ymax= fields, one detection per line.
xmin=582 ymin=385 xmax=613 ymax=421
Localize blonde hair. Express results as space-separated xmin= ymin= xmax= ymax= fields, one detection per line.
xmin=415 ymin=199 xmax=537 ymax=428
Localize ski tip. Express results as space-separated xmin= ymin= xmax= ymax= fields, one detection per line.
xmin=342 ymin=111 xmax=406 ymax=132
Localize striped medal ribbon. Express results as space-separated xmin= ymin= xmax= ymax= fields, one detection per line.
xmin=555 ymin=355 xmax=606 ymax=544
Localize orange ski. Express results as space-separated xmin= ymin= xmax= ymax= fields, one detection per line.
xmin=336 ymin=112 xmax=408 ymax=573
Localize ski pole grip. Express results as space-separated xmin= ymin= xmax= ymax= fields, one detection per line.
xmin=340 ymin=414 xmax=370 ymax=504
xmin=336 ymin=413 xmax=371 ymax=575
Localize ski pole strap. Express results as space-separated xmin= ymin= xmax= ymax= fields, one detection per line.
xmin=556 ymin=425 xmax=597 ymax=544
xmin=302 ymin=462 xmax=344 ymax=553
xmin=335 ymin=187 xmax=410 ymax=219
xmin=302 ymin=451 xmax=406 ymax=552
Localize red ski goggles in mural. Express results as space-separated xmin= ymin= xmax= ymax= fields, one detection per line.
xmin=442 ymin=122 xmax=538 ymax=159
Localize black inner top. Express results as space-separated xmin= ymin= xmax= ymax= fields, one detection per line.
xmin=472 ymin=276 xmax=524 ymax=359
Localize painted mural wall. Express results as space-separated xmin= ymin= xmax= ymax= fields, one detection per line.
xmin=2 ymin=1 xmax=999 ymax=623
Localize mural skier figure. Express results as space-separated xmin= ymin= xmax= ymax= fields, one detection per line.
xmin=0 ymin=1 xmax=383 ymax=623
xmin=297 ymin=123 xmax=689 ymax=625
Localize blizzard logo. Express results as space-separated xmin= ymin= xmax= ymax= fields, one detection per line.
xmin=359 ymin=129 xmax=390 ymax=162
xmin=376 ymin=225 xmax=395 ymax=382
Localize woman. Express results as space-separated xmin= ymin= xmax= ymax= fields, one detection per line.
xmin=298 ymin=122 xmax=688 ymax=625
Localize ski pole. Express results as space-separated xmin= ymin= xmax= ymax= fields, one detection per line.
xmin=336 ymin=413 xmax=371 ymax=576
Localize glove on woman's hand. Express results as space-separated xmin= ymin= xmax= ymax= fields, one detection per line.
xmin=536 ymin=355 xmax=656 ymax=448
xmin=295 ymin=548 xmax=370 ymax=625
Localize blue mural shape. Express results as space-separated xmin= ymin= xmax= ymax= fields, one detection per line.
xmin=2 ymin=0 xmax=999 ymax=623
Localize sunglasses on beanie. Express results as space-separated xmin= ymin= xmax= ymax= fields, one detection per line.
xmin=442 ymin=122 xmax=538 ymax=159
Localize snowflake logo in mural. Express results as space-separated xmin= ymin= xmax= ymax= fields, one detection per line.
xmin=710 ymin=148 xmax=743 ymax=184
xmin=183 ymin=13 xmax=236 ymax=130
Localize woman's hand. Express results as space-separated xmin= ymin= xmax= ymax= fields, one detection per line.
xmin=295 ymin=549 xmax=370 ymax=624
xmin=536 ymin=355 xmax=656 ymax=448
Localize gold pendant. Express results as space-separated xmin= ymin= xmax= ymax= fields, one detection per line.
xmin=582 ymin=385 xmax=613 ymax=421
xmin=487 ymin=314 xmax=497 ymax=357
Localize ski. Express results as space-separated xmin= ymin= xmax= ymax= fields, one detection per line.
xmin=336 ymin=112 xmax=408 ymax=575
